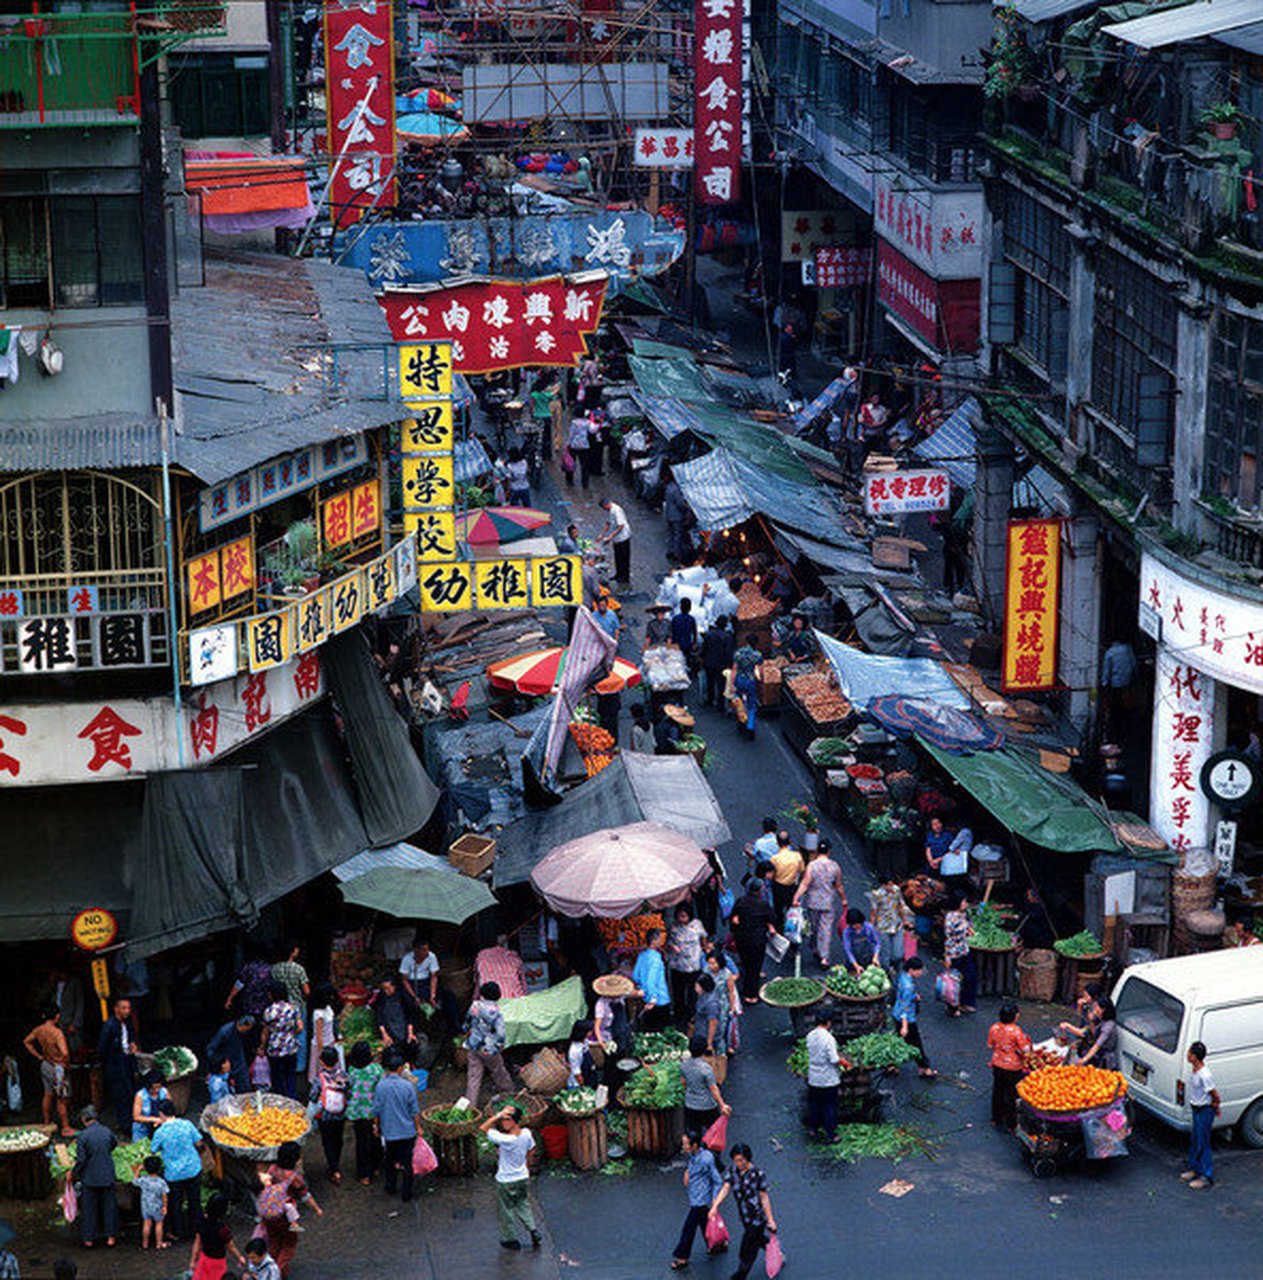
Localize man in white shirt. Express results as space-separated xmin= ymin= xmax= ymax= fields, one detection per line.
xmin=1182 ymin=1041 xmax=1220 ymax=1189
xmin=805 ymin=1012 xmax=842 ymax=1142
xmin=398 ymin=939 xmax=440 ymax=1006
xmin=745 ymin=817 xmax=779 ymax=870
xmin=598 ymin=497 xmax=632 ymax=586
xmin=480 ymin=1105 xmax=540 ymax=1251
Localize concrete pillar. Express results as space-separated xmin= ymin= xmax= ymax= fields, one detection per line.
xmin=1172 ymin=298 xmax=1211 ymax=534
xmin=1150 ymin=646 xmax=1216 ymax=855
xmin=973 ymin=425 xmax=1015 ymax=629
xmin=1058 ymin=506 xmax=1101 ymax=737
xmin=1063 ymin=226 xmax=1096 ymax=447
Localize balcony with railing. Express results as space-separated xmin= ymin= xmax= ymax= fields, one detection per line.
xmin=0 ymin=3 xmax=225 ymax=129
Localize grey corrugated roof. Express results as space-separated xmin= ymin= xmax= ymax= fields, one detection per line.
xmin=170 ymin=247 xmax=406 ymax=484
xmin=1215 ymin=17 xmax=1263 ymax=50
xmin=1103 ymin=0 xmax=1262 ymax=48
xmin=999 ymin=0 xmax=1099 ymax=22
xmin=0 ymin=413 xmax=162 ymax=473
xmin=869 ymin=39 xmax=985 ymax=86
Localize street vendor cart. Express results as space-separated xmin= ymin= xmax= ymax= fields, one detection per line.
xmin=1014 ymin=1065 xmax=1131 ymax=1177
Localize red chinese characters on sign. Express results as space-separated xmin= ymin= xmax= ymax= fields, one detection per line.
xmin=324 ymin=0 xmax=396 ymax=230
xmin=189 ymin=692 xmax=220 ymax=761
xmin=863 ymin=469 xmax=950 ymax=517
xmin=293 ymin=651 xmax=322 ymax=700
xmin=1002 ymin=518 xmax=1061 ymax=692
xmin=0 ymin=712 xmax=28 ymax=776
xmin=815 ymin=246 xmax=870 ymax=289
xmin=241 ymin=673 xmax=272 ymax=733
xmin=77 ymin=707 xmax=142 ymax=773
xmin=378 ymin=276 xmax=608 ymax=374
xmin=1151 ymin=649 xmax=1213 ymax=853
xmin=877 ymin=242 xmax=980 ymax=355
xmin=632 ymin=128 xmax=695 ymax=168
xmin=694 ymin=0 xmax=742 ymax=205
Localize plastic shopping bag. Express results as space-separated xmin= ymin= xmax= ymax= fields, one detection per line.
xmin=702 ymin=1113 xmax=728 ymax=1152
xmin=935 ymin=968 xmax=960 ymax=1009
xmin=783 ymin=906 xmax=805 ymax=945
xmin=765 ymin=1233 xmax=785 ymax=1277
xmin=765 ymin=932 xmax=790 ymax=963
xmin=61 ymin=1177 xmax=77 ymax=1224
xmin=412 ymin=1136 xmax=438 ymax=1176
xmin=703 ymin=1213 xmax=729 ymax=1252
xmin=718 ymin=886 xmax=736 ymax=921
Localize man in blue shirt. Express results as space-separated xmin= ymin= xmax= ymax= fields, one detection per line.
xmin=594 ymin=594 xmax=621 ymax=644
xmin=670 ymin=599 xmax=698 ymax=668
xmin=672 ymin=1129 xmax=723 ymax=1268
xmin=373 ymin=1048 xmax=422 ymax=1202
xmin=206 ymin=1015 xmax=255 ymax=1093
xmin=632 ymin=929 xmax=672 ymax=1031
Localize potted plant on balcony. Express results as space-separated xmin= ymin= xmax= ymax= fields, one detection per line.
xmin=1201 ymin=102 xmax=1242 ymax=141
xmin=984 ymin=4 xmax=1035 ymax=101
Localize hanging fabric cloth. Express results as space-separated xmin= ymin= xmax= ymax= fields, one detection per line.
xmin=0 ymin=328 xmax=20 ymax=385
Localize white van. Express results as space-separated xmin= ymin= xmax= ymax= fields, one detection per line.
xmin=1113 ymin=947 xmax=1263 ymax=1147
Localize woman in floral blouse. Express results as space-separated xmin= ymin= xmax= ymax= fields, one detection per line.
xmin=345 ymin=1040 xmax=383 ymax=1185
xmin=943 ymin=892 xmax=977 ymax=1015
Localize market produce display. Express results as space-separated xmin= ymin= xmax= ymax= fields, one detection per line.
xmin=736 ymin=582 xmax=776 ymax=622
xmin=901 ymin=875 xmax=945 ymax=911
xmin=841 ymin=1032 xmax=919 ymax=1070
xmin=341 ymin=1004 xmax=383 ymax=1053
xmin=825 ymin=963 xmax=891 ymax=999
xmin=787 ymin=672 xmax=851 ymax=723
xmin=208 ymin=1107 xmax=307 ymax=1148
xmin=622 ymin=1063 xmax=685 ymax=1109
xmin=1022 ymin=1047 xmax=1066 ymax=1073
xmin=634 ymin=1029 xmax=689 ymax=1063
xmin=676 ymin=733 xmax=708 ymax=759
xmin=595 ymin=913 xmax=666 ymax=953
xmin=51 ymin=1138 xmax=149 ymax=1184
xmin=807 ymin=737 xmax=851 ymax=766
xmin=152 ymin=1046 xmax=198 ymax=1079
xmin=0 ymin=1128 xmax=49 ymax=1153
xmin=1016 ymin=1065 xmax=1127 ymax=1112
xmin=1054 ymin=930 xmax=1103 ymax=957
xmin=641 ymin=646 xmax=689 ymax=690
xmin=969 ymin=903 xmax=1016 ymax=951
xmin=761 ymin=976 xmax=825 ymax=1007
xmin=570 ymin=722 xmax=615 ymax=754
xmin=427 ymin=1105 xmax=477 ymax=1125
xmin=786 ymin=1038 xmax=809 ymax=1078
xmin=553 ymin=1088 xmax=602 ymax=1115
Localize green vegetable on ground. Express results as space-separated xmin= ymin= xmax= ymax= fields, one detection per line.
xmin=969 ymin=904 xmax=1016 ymax=950
xmin=811 ymin=1123 xmax=932 ymax=1163
xmin=762 ymin=977 xmax=824 ymax=1006
xmin=553 ymin=1088 xmax=601 ymax=1115
xmin=841 ymin=1032 xmax=920 ymax=1070
xmin=1054 ymin=930 xmax=1103 ymax=957
xmin=622 ymin=1063 xmax=685 ymax=1109
xmin=51 ymin=1138 xmax=150 ymax=1185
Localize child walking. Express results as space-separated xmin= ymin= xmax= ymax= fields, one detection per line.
xmin=893 ymin=956 xmax=936 ymax=1078
xmin=135 ymin=1155 xmax=169 ymax=1250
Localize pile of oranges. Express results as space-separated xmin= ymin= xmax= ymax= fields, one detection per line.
xmin=209 ymin=1106 xmax=307 ymax=1149
xmin=1017 ymin=1064 xmax=1127 ymax=1113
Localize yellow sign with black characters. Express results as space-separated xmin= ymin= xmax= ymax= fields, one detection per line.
xmin=403 ymin=401 xmax=455 ymax=453
xmin=419 ymin=560 xmax=475 ymax=612
xmin=475 ymin=558 xmax=531 ymax=610
xmin=404 ymin=510 xmax=458 ymax=561
xmin=248 ymin=610 xmax=292 ymax=672
xmin=402 ymin=454 xmax=455 ymax=509
xmin=295 ymin=588 xmax=329 ymax=653
xmin=532 ymin=554 xmax=582 ymax=607
xmin=399 ymin=342 xmax=454 ymax=398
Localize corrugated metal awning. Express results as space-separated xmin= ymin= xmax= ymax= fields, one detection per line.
xmin=1000 ymin=0 xmax=1099 ymax=23
xmin=1214 ymin=17 xmax=1263 ymax=50
xmin=0 ymin=414 xmax=161 ymax=474
xmin=1103 ymin=0 xmax=1262 ymax=49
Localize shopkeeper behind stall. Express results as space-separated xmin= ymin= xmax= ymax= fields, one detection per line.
xmin=779 ymin=614 xmax=814 ymax=662
xmin=924 ymin=818 xmax=972 ymax=891
xmin=646 ymin=602 xmax=672 ymax=649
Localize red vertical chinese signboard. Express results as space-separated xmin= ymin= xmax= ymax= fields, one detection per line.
xmin=1002 ymin=518 xmax=1061 ymax=692
xmin=693 ymin=0 xmax=741 ymax=205
xmin=324 ymin=0 xmax=396 ymax=229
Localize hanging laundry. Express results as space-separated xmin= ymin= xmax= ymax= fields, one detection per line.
xmin=0 ymin=328 xmax=20 ymax=385
xmin=18 ymin=329 xmax=39 ymax=358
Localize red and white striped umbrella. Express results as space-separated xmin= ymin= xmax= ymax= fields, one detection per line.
xmin=529 ymin=821 xmax=710 ymax=918
xmin=486 ymin=646 xmax=642 ymax=696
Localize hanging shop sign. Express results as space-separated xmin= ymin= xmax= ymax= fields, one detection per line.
xmin=814 ymin=246 xmax=870 ymax=289
xmin=633 ymin=128 xmax=695 ymax=168
xmin=418 ymin=554 xmax=582 ymax=612
xmin=400 ymin=341 xmax=458 ymax=559
xmin=694 ymin=0 xmax=743 ymax=206
xmin=1139 ymin=551 xmax=1263 ymax=698
xmin=877 ymin=241 xmax=980 ymax=355
xmin=0 ymin=650 xmax=326 ymax=787
xmin=873 ymin=178 xmax=983 ymax=281
xmin=71 ymin=907 xmax=118 ymax=952
xmin=781 ymin=211 xmax=850 ymax=263
xmin=380 ymin=275 xmax=608 ymax=374
xmin=2 ymin=612 xmax=162 ymax=676
xmin=186 ymin=535 xmax=256 ymax=618
xmin=1150 ymin=648 xmax=1215 ymax=854
xmin=862 ymin=469 xmax=950 ymax=517
xmin=323 ymin=0 xmax=396 ymax=228
xmin=321 ymin=479 xmax=383 ymax=550
xmin=1001 ymin=518 xmax=1061 ymax=693
xmin=341 ymin=211 xmax=684 ymax=290
xmin=197 ymin=437 xmax=369 ymax=534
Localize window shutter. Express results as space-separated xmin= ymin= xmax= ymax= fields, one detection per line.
xmin=1048 ymin=305 xmax=1069 ymax=386
xmin=1136 ymin=372 xmax=1170 ymax=467
xmin=988 ymin=261 xmax=1017 ymax=346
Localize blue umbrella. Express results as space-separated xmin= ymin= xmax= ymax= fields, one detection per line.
xmin=867 ymin=695 xmax=1003 ymax=754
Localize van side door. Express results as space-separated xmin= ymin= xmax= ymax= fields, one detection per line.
xmin=1196 ymin=1000 xmax=1263 ymax=1125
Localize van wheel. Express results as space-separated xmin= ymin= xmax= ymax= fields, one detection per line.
xmin=1238 ymin=1098 xmax=1263 ymax=1149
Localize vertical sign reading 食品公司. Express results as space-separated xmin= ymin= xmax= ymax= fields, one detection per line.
xmin=694 ymin=0 xmax=742 ymax=206
xmin=1002 ymin=518 xmax=1061 ymax=692
xmin=324 ymin=0 xmax=396 ymax=229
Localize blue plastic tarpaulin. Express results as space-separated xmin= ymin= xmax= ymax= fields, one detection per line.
xmin=816 ymin=630 xmax=971 ymax=709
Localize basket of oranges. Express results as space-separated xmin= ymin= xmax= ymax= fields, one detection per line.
xmin=200 ymin=1093 xmax=311 ymax=1162
xmin=1016 ymin=1065 xmax=1128 ymax=1119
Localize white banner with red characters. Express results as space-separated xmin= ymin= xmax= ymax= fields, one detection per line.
xmin=1151 ymin=647 xmax=1215 ymax=854
xmin=324 ymin=0 xmax=396 ymax=230
xmin=0 ymin=651 xmax=325 ymax=787
xmin=863 ymin=469 xmax=950 ymax=517
xmin=693 ymin=0 xmax=742 ymax=205
xmin=378 ymin=274 xmax=608 ymax=373
xmin=633 ymin=128 xmax=695 ymax=168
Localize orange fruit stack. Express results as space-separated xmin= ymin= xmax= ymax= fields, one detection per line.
xmin=209 ymin=1106 xmax=307 ymax=1148
xmin=1016 ymin=1064 xmax=1127 ymax=1112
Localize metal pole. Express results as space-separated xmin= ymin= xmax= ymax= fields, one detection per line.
xmin=159 ymin=399 xmax=186 ymax=767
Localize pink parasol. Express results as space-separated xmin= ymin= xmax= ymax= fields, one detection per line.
xmin=529 ymin=821 xmax=711 ymax=918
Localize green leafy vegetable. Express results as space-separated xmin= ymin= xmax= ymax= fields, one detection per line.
xmin=811 ymin=1123 xmax=932 ymax=1163
xmin=825 ymin=963 xmax=890 ymax=999
xmin=633 ymin=1029 xmax=689 ymax=1063
xmin=1054 ymin=930 xmax=1102 ymax=957
xmin=841 ymin=1032 xmax=920 ymax=1070
xmin=969 ymin=903 xmax=1015 ymax=951
xmin=762 ymin=977 xmax=824 ymax=1006
xmin=553 ymin=1088 xmax=601 ymax=1115
xmin=152 ymin=1046 xmax=198 ymax=1080
xmin=622 ymin=1063 xmax=685 ymax=1109
xmin=427 ymin=1104 xmax=477 ymax=1124
xmin=51 ymin=1138 xmax=151 ymax=1185
xmin=786 ymin=1039 xmax=809 ymax=1078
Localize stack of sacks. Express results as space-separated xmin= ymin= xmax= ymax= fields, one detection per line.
xmin=654 ymin=567 xmax=739 ymax=633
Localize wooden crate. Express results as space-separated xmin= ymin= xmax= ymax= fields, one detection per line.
xmin=0 ymin=1124 xmax=54 ymax=1200
xmin=449 ymin=833 xmax=495 ymax=878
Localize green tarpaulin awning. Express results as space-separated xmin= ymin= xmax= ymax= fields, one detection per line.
xmin=501 ymin=975 xmax=588 ymax=1048
xmin=919 ymin=742 xmax=1172 ymax=859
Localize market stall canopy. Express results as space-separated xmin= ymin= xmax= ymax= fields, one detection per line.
xmin=869 ymin=696 xmax=1003 ymax=753
xmin=529 ymin=820 xmax=712 ymax=917
xmin=501 ymin=975 xmax=588 ymax=1048
xmin=487 ymin=646 xmax=642 ymax=696
xmin=495 ymin=752 xmax=730 ymax=888
xmin=912 ymin=396 xmax=980 ymax=491
xmin=790 ymin=374 xmax=853 ymax=434
xmin=919 ymin=741 xmax=1175 ymax=860
xmin=455 ymin=505 xmax=551 ymax=546
xmin=332 ymin=843 xmax=454 ymax=882
xmin=339 ymin=865 xmax=496 ymax=923
xmin=816 ymin=630 xmax=970 ymax=709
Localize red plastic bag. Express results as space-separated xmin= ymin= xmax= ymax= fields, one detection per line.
xmin=765 ymin=1233 xmax=785 ymax=1277
xmin=412 ymin=1136 xmax=438 ymax=1176
xmin=702 ymin=1113 xmax=728 ymax=1152
xmin=703 ymin=1213 xmax=729 ymax=1252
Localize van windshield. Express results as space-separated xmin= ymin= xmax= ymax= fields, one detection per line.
xmin=1117 ymin=977 xmax=1184 ymax=1054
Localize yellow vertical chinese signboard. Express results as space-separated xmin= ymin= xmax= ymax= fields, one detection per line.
xmin=1002 ymin=518 xmax=1061 ymax=692
xmin=400 ymin=342 xmax=457 ymax=564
